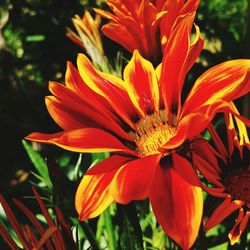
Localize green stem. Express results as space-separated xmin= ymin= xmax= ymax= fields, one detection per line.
xmin=103 ymin=208 xmax=117 ymax=250
xmin=80 ymin=221 xmax=99 ymax=250
xmin=117 ymin=202 xmax=144 ymax=250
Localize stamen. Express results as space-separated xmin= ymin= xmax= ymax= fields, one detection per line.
xmin=129 ymin=111 xmax=177 ymax=156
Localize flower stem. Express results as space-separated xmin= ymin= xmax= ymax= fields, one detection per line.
xmin=80 ymin=221 xmax=99 ymax=250
xmin=117 ymin=202 xmax=144 ymax=250
xmin=103 ymin=208 xmax=117 ymax=250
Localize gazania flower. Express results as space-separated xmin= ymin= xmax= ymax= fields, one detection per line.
xmin=66 ymin=11 xmax=109 ymax=72
xmin=26 ymin=13 xmax=250 ymax=249
xmin=193 ymin=111 xmax=250 ymax=245
xmin=95 ymin=0 xmax=200 ymax=62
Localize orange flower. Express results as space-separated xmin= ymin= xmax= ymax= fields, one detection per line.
xmin=193 ymin=110 xmax=250 ymax=245
xmin=66 ymin=11 xmax=110 ymax=72
xmin=26 ymin=13 xmax=250 ymax=249
xmin=95 ymin=0 xmax=200 ymax=62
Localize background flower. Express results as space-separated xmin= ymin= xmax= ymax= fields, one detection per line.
xmin=193 ymin=110 xmax=250 ymax=246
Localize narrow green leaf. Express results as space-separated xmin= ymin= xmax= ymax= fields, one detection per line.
xmin=103 ymin=208 xmax=116 ymax=250
xmin=22 ymin=140 xmax=52 ymax=189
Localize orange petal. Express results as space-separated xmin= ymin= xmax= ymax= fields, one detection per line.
xmin=77 ymin=53 xmax=138 ymax=127
xmin=162 ymin=112 xmax=209 ymax=150
xmin=180 ymin=0 xmax=200 ymax=14
xmin=149 ymin=163 xmax=203 ymax=250
xmin=94 ymin=8 xmax=119 ymax=22
xmin=160 ymin=12 xmax=196 ymax=118
xmin=47 ymin=82 xmax=131 ymax=141
xmin=123 ymin=50 xmax=159 ymax=115
xmin=185 ymin=24 xmax=204 ymax=72
xmin=183 ymin=59 xmax=250 ymax=115
xmin=229 ymin=210 xmax=249 ymax=245
xmin=109 ymin=154 xmax=161 ymax=204
xmin=172 ymin=153 xmax=201 ymax=187
xmin=75 ymin=155 xmax=131 ymax=220
xmin=25 ymin=128 xmax=136 ymax=155
xmin=102 ymin=23 xmax=136 ymax=53
xmin=65 ymin=62 xmax=124 ymax=126
xmin=159 ymin=0 xmax=183 ymax=49
xmin=205 ymin=198 xmax=244 ymax=231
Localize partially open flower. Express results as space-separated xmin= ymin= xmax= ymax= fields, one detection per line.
xmin=193 ymin=109 xmax=250 ymax=245
xmin=26 ymin=13 xmax=250 ymax=249
xmin=67 ymin=11 xmax=109 ymax=72
xmin=95 ymin=0 xmax=200 ymax=63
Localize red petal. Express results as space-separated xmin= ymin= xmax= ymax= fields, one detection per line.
xmin=205 ymin=198 xmax=244 ymax=231
xmin=180 ymin=0 xmax=200 ymax=14
xmin=77 ymin=53 xmax=139 ymax=127
xmin=109 ymin=154 xmax=161 ymax=203
xmin=160 ymin=12 xmax=196 ymax=120
xmin=47 ymin=82 xmax=131 ymax=141
xmin=162 ymin=112 xmax=209 ymax=150
xmin=123 ymin=50 xmax=159 ymax=115
xmin=102 ymin=23 xmax=136 ymax=53
xmin=25 ymin=128 xmax=136 ymax=155
xmin=182 ymin=59 xmax=250 ymax=116
xmin=75 ymin=155 xmax=131 ymax=219
xmin=172 ymin=153 xmax=201 ymax=186
xmin=149 ymin=162 xmax=203 ymax=249
xmin=229 ymin=210 xmax=250 ymax=245
xmin=193 ymin=153 xmax=223 ymax=187
xmin=65 ymin=62 xmax=129 ymax=128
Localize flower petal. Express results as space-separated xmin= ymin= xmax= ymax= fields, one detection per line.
xmin=160 ymin=12 xmax=196 ymax=119
xmin=172 ymin=153 xmax=201 ymax=187
xmin=149 ymin=162 xmax=203 ymax=249
xmin=182 ymin=59 xmax=250 ymax=116
xmin=109 ymin=154 xmax=161 ymax=204
xmin=25 ymin=128 xmax=135 ymax=155
xmin=205 ymin=198 xmax=244 ymax=231
xmin=77 ymin=53 xmax=138 ymax=127
xmin=162 ymin=112 xmax=210 ymax=149
xmin=192 ymin=153 xmax=223 ymax=187
xmin=228 ymin=210 xmax=249 ymax=245
xmin=47 ymin=82 xmax=131 ymax=141
xmin=123 ymin=50 xmax=159 ymax=115
xmin=102 ymin=22 xmax=136 ymax=53
xmin=75 ymin=155 xmax=131 ymax=220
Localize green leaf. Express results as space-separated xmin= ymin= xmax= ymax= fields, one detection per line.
xmin=208 ymin=242 xmax=228 ymax=250
xmin=22 ymin=140 xmax=52 ymax=189
xmin=92 ymin=152 xmax=109 ymax=163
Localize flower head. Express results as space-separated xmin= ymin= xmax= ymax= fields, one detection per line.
xmin=95 ymin=0 xmax=200 ymax=62
xmin=193 ymin=109 xmax=250 ymax=245
xmin=26 ymin=13 xmax=250 ymax=249
xmin=67 ymin=11 xmax=109 ymax=72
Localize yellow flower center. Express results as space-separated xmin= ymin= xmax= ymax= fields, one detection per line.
xmin=224 ymin=168 xmax=250 ymax=204
xmin=129 ymin=110 xmax=177 ymax=156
